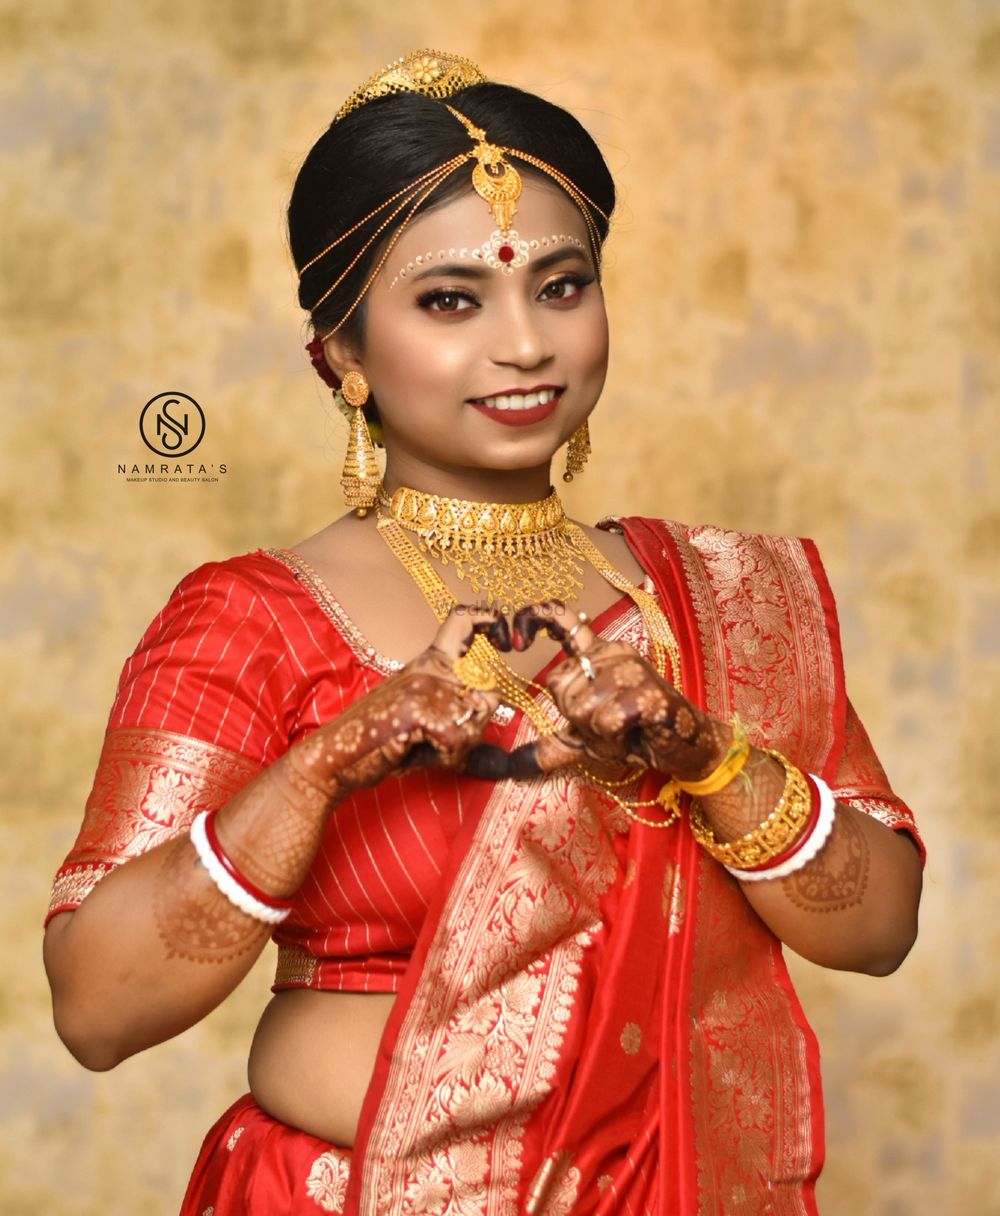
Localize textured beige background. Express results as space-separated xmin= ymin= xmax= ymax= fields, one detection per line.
xmin=3 ymin=1 xmax=999 ymax=1213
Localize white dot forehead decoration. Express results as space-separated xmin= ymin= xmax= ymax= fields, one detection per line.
xmin=387 ymin=232 xmax=587 ymax=289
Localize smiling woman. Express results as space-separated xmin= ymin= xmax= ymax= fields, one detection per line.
xmin=43 ymin=49 xmax=922 ymax=1216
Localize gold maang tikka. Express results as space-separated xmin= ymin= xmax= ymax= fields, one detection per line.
xmin=444 ymin=105 xmax=523 ymax=253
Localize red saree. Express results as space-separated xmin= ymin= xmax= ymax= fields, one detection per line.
xmin=48 ymin=519 xmax=920 ymax=1215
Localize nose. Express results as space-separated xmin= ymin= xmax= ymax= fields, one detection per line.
xmin=487 ymin=295 xmax=554 ymax=370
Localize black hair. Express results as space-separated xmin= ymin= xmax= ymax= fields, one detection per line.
xmin=288 ymin=82 xmax=616 ymax=351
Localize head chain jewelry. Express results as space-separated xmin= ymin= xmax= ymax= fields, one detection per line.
xmin=300 ymin=49 xmax=610 ymax=338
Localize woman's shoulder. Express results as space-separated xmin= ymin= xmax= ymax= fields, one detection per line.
xmin=166 ymin=548 xmax=299 ymax=601
xmin=597 ymin=512 xmax=814 ymax=548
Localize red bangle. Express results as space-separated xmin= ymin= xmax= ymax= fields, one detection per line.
xmin=736 ymin=773 xmax=823 ymax=874
xmin=203 ymin=810 xmax=295 ymax=910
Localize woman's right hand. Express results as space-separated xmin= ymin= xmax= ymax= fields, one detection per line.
xmin=282 ymin=604 xmax=508 ymax=804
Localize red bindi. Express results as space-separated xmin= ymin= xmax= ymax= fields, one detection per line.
xmin=497 ymin=244 xmax=515 ymax=263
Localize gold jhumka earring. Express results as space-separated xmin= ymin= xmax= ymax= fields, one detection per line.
xmin=563 ymin=421 xmax=591 ymax=482
xmin=339 ymin=370 xmax=380 ymax=516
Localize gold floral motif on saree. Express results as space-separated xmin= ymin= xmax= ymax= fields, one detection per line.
xmin=306 ymin=1148 xmax=351 ymax=1213
xmin=49 ymin=728 xmax=262 ymax=914
xmin=358 ymin=736 xmax=622 ymax=1216
xmin=683 ymin=525 xmax=837 ymax=763
xmin=525 ymin=1151 xmax=582 ymax=1215
xmin=620 ymin=1023 xmax=643 ymax=1055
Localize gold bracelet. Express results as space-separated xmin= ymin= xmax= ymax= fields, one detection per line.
xmin=687 ymin=749 xmax=812 ymax=869
xmin=675 ymin=719 xmax=750 ymax=797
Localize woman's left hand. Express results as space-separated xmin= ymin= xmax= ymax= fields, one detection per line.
xmin=504 ymin=601 xmax=730 ymax=781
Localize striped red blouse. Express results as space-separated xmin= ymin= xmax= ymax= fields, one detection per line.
xmin=49 ymin=549 xmax=649 ymax=993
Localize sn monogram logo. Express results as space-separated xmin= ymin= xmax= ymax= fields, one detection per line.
xmin=139 ymin=392 xmax=206 ymax=458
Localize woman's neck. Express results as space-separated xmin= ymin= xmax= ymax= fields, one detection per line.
xmin=382 ymin=454 xmax=556 ymax=504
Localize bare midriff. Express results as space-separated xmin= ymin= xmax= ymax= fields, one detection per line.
xmin=248 ymin=988 xmax=396 ymax=1146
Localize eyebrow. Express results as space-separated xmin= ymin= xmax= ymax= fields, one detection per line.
xmin=409 ymin=246 xmax=593 ymax=282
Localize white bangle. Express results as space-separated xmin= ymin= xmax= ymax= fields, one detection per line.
xmin=725 ymin=775 xmax=837 ymax=883
xmin=189 ymin=811 xmax=290 ymax=924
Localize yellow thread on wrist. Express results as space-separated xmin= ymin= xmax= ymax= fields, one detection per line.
xmin=675 ymin=719 xmax=750 ymax=798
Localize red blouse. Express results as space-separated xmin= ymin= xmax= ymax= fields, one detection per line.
xmin=48 ymin=549 xmax=652 ymax=994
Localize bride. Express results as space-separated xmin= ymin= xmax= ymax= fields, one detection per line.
xmin=44 ymin=50 xmax=922 ymax=1215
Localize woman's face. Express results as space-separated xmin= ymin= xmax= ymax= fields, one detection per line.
xmin=327 ymin=177 xmax=609 ymax=496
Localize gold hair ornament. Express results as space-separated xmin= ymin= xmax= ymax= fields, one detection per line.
xmin=336 ymin=51 xmax=487 ymax=122
xmin=300 ymin=50 xmax=610 ymax=335
xmin=444 ymin=105 xmax=522 ymax=234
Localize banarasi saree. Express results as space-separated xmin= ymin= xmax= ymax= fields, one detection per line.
xmin=48 ymin=518 xmax=921 ymax=1215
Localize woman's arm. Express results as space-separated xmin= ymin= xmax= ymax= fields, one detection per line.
xmin=690 ymin=749 xmax=922 ymax=974
xmin=507 ymin=602 xmax=922 ymax=977
xmin=44 ymin=610 xmax=503 ymax=1071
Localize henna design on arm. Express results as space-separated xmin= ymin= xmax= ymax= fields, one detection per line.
xmin=166 ymin=605 xmax=506 ymax=941
xmin=780 ymin=807 xmax=871 ymax=913
xmin=152 ymin=837 xmax=271 ymax=964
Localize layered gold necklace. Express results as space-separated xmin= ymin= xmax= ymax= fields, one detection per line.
xmin=376 ymin=484 xmax=684 ymax=825
xmin=377 ymin=485 xmax=586 ymax=615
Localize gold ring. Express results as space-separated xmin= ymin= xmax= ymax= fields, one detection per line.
xmin=565 ymin=611 xmax=590 ymax=645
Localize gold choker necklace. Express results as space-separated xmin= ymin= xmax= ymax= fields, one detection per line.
xmin=377 ymin=485 xmax=586 ymax=612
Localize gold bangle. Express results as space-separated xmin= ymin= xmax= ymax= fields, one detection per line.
xmin=676 ymin=719 xmax=750 ymax=798
xmin=688 ymin=749 xmax=812 ymax=869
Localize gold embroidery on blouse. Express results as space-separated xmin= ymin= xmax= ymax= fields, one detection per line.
xmin=305 ymin=1148 xmax=351 ymax=1212
xmin=265 ymin=546 xmax=518 ymax=725
xmin=48 ymin=863 xmax=115 ymax=914
xmin=274 ymin=943 xmax=318 ymax=987
xmin=264 ymin=547 xmax=404 ymax=677
xmin=225 ymin=1126 xmax=244 ymax=1151
xmin=49 ymin=728 xmax=261 ymax=915
xmin=837 ymin=794 xmax=914 ymax=831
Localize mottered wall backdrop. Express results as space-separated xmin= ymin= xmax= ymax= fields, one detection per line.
xmin=3 ymin=1 xmax=999 ymax=1212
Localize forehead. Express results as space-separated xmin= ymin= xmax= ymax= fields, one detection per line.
xmin=389 ymin=177 xmax=592 ymax=263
